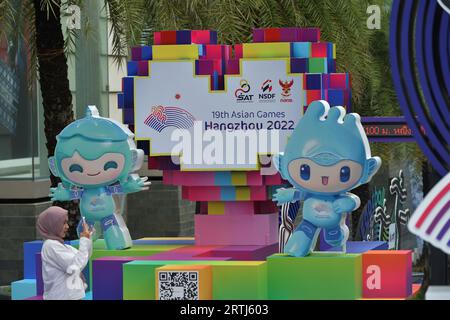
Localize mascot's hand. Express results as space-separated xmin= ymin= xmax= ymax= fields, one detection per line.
xmin=273 ymin=188 xmax=297 ymax=206
xmin=49 ymin=183 xmax=72 ymax=201
xmin=122 ymin=175 xmax=151 ymax=193
xmin=332 ymin=197 xmax=357 ymax=214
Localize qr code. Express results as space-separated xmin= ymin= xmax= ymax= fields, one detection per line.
xmin=158 ymin=271 xmax=199 ymax=300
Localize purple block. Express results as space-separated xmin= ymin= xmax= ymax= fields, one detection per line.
xmin=127 ymin=61 xmax=138 ymax=76
xmin=322 ymin=240 xmax=389 ymax=253
xmin=36 ymin=253 xmax=43 ymax=295
xmin=176 ymin=30 xmax=192 ymax=44
xmin=131 ymin=47 xmax=141 ymax=61
xmin=137 ymin=61 xmax=148 ymax=76
xmin=300 ymin=28 xmax=320 ymax=42
xmin=280 ymin=27 xmax=299 ymax=42
xmin=291 ymin=58 xmax=308 ymax=73
xmin=196 ymin=59 xmax=215 ymax=75
xmin=92 ymin=257 xmax=138 ymax=300
xmin=123 ymin=108 xmax=134 ymax=125
xmin=225 ymin=59 xmax=240 ymax=74
xmin=26 ymin=295 xmax=43 ymax=300
xmin=122 ymin=77 xmax=134 ymax=109
xmin=253 ymin=28 xmax=264 ymax=42
xmin=210 ymin=31 xmax=218 ymax=44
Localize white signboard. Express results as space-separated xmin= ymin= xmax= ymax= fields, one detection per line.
xmin=134 ymin=59 xmax=304 ymax=170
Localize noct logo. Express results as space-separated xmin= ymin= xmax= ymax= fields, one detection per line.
xmin=279 ymin=79 xmax=294 ymax=97
xmin=235 ymin=79 xmax=253 ymax=102
xmin=259 ymin=79 xmax=275 ymax=100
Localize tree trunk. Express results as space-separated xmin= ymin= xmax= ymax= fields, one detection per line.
xmin=33 ymin=0 xmax=80 ymax=239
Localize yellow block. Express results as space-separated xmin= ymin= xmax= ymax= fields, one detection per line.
xmin=231 ymin=172 xmax=247 ymax=185
xmin=152 ymin=44 xmax=199 ymax=60
xmin=156 ymin=265 xmax=212 ymax=300
xmin=236 ymin=187 xmax=251 ymax=200
xmin=333 ymin=43 xmax=336 ymax=59
xmin=208 ymin=201 xmax=225 ymax=215
xmin=243 ymin=42 xmax=291 ymax=58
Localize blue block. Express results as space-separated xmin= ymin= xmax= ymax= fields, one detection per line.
xmin=176 ymin=30 xmax=191 ymax=44
xmin=141 ymin=46 xmax=152 ymax=60
xmin=221 ymin=187 xmax=236 ymax=201
xmin=324 ymin=241 xmax=388 ymax=253
xmin=123 ymin=108 xmax=134 ymax=124
xmin=210 ymin=31 xmax=218 ymax=44
xmin=198 ymin=44 xmax=205 ymax=57
xmin=127 ymin=61 xmax=138 ymax=76
xmin=327 ymin=59 xmax=336 ymax=73
xmin=24 ymin=241 xmax=44 ymax=279
xmin=305 ymin=74 xmax=322 ymax=90
xmin=291 ymin=58 xmax=308 ymax=73
xmin=117 ymin=93 xmax=124 ymax=109
xmin=291 ymin=42 xmax=311 ymax=58
xmin=215 ymin=171 xmax=232 ymax=186
xmin=328 ymin=89 xmax=345 ymax=106
xmin=122 ymin=77 xmax=134 ymax=109
xmin=11 ymin=279 xmax=36 ymax=300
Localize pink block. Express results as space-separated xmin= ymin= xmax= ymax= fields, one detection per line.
xmin=280 ymin=27 xmax=299 ymax=42
xmin=172 ymin=171 xmax=215 ymax=186
xmin=183 ymin=186 xmax=221 ymax=201
xmin=154 ymin=32 xmax=161 ymax=45
xmin=224 ymin=201 xmax=254 ymax=215
xmin=171 ymin=245 xmax=223 ymax=255
xmin=192 ymin=30 xmax=211 ymax=44
xmin=162 ymin=170 xmax=173 ymax=185
xmin=234 ymin=44 xmax=243 ymax=59
xmin=137 ymin=61 xmax=148 ymax=76
xmin=195 ymin=213 xmax=278 ymax=245
xmin=264 ymin=173 xmax=284 ymax=185
xmin=247 ymin=171 xmax=263 ymax=185
xmin=250 ymin=186 xmax=267 ymax=200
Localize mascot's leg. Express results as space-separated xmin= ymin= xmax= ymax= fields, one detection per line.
xmin=101 ymin=214 xmax=131 ymax=250
xmin=284 ymin=219 xmax=318 ymax=257
xmin=324 ymin=223 xmax=349 ymax=248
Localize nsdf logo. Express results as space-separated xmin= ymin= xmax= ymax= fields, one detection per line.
xmin=144 ymin=105 xmax=196 ymax=132
xmin=235 ymin=79 xmax=254 ymax=102
xmin=259 ymin=79 xmax=275 ymax=101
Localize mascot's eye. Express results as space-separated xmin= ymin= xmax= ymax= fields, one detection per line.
xmin=300 ymin=164 xmax=310 ymax=180
xmin=69 ymin=164 xmax=83 ymax=173
xmin=104 ymin=161 xmax=118 ymax=171
xmin=340 ymin=166 xmax=351 ymax=182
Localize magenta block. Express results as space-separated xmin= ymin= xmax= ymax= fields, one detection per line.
xmin=137 ymin=61 xmax=148 ymax=76
xmin=196 ymin=59 xmax=215 ymax=75
xmin=249 ymin=186 xmax=268 ymax=200
xmin=201 ymin=243 xmax=279 ymax=260
xmin=234 ymin=45 xmax=243 ymax=59
xmin=172 ymin=171 xmax=215 ymax=186
xmin=192 ymin=30 xmax=217 ymax=44
xmin=253 ymin=28 xmax=264 ymax=42
xmin=131 ymin=47 xmax=141 ymax=61
xmin=26 ymin=295 xmax=43 ymax=300
xmin=224 ymin=201 xmax=254 ymax=215
xmin=247 ymin=171 xmax=263 ymax=185
xmin=263 ymin=173 xmax=284 ymax=185
xmin=195 ymin=213 xmax=278 ymax=245
xmin=182 ymin=186 xmax=222 ymax=201
xmin=154 ymin=31 xmax=161 ymax=45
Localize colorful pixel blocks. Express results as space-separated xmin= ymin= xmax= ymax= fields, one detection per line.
xmin=362 ymin=250 xmax=412 ymax=298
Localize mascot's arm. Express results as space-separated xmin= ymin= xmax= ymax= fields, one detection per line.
xmin=332 ymin=193 xmax=360 ymax=214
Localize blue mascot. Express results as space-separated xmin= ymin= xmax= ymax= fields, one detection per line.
xmin=48 ymin=106 xmax=150 ymax=250
xmin=273 ymin=100 xmax=381 ymax=257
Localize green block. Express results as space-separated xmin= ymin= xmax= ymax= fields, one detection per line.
xmin=308 ymin=58 xmax=327 ymax=73
xmin=123 ymin=260 xmax=261 ymax=300
xmin=267 ymin=253 xmax=362 ymax=300
xmin=212 ymin=261 xmax=267 ymax=300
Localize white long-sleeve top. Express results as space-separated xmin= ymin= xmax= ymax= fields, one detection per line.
xmin=41 ymin=237 xmax=92 ymax=300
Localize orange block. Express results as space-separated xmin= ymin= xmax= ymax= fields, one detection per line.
xmin=156 ymin=265 xmax=212 ymax=300
xmin=362 ymin=250 xmax=412 ymax=298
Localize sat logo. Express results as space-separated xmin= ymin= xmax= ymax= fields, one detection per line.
xmin=362 ymin=250 xmax=412 ymax=298
xmin=234 ymin=79 xmax=253 ymax=102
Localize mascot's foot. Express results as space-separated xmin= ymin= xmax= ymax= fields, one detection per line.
xmin=284 ymin=230 xmax=313 ymax=257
